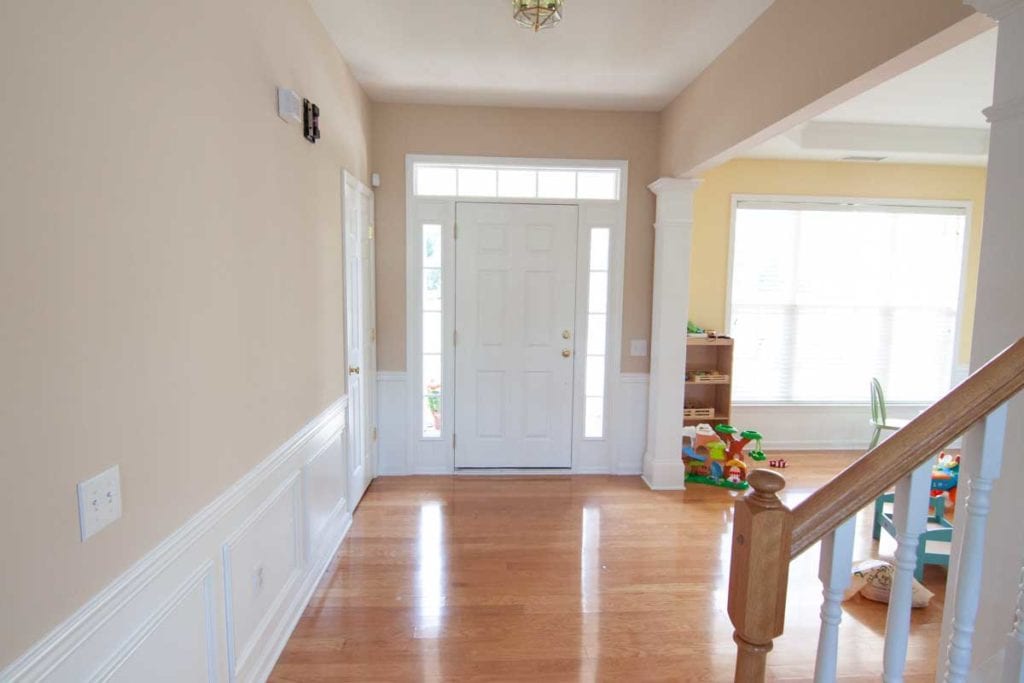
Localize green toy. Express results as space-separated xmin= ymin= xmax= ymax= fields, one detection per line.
xmin=681 ymin=423 xmax=767 ymax=490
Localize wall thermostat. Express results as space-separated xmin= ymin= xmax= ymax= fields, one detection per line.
xmin=277 ymin=87 xmax=302 ymax=123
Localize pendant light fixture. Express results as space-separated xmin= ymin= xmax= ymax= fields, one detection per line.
xmin=513 ymin=0 xmax=564 ymax=31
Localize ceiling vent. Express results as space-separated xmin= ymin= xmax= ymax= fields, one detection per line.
xmin=841 ymin=155 xmax=888 ymax=162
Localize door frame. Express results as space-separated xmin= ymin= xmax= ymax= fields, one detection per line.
xmin=404 ymin=155 xmax=628 ymax=473
xmin=343 ymin=170 xmax=377 ymax=506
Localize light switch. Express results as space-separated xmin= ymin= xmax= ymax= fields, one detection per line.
xmin=630 ymin=339 xmax=649 ymax=357
xmin=77 ymin=465 xmax=122 ymax=541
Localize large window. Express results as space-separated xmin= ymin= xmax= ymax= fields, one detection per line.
xmin=729 ymin=199 xmax=967 ymax=403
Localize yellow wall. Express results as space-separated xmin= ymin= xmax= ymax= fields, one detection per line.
xmin=691 ymin=159 xmax=986 ymax=364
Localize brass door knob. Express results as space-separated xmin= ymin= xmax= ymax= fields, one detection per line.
xmin=349 ymin=366 xmax=360 ymax=375
xmin=561 ymin=349 xmax=572 ymax=358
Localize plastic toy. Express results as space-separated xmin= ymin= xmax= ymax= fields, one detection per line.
xmin=681 ymin=423 xmax=766 ymax=490
xmin=931 ymin=452 xmax=960 ymax=502
xmin=769 ymin=459 xmax=788 ymax=469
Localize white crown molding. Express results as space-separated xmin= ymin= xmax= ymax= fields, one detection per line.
xmin=965 ymin=0 xmax=1023 ymax=20
xmin=799 ymin=121 xmax=990 ymax=157
xmin=648 ymin=177 xmax=702 ymax=196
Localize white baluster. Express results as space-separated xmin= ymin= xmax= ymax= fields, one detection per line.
xmin=1003 ymin=558 xmax=1024 ymax=683
xmin=944 ymin=404 xmax=1009 ymax=682
xmin=814 ymin=516 xmax=857 ymax=683
xmin=883 ymin=460 xmax=933 ymax=683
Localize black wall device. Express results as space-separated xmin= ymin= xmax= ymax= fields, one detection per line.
xmin=303 ymin=99 xmax=321 ymax=144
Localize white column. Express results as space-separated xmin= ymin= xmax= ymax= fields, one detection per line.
xmin=643 ymin=178 xmax=701 ymax=490
xmin=939 ymin=2 xmax=1024 ymax=679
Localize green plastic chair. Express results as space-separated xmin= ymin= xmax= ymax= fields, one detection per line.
xmin=868 ymin=377 xmax=910 ymax=449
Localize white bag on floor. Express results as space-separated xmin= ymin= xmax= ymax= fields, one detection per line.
xmin=842 ymin=559 xmax=934 ymax=608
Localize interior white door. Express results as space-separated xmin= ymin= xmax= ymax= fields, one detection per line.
xmin=454 ymin=202 xmax=579 ymax=468
xmin=344 ymin=173 xmax=376 ymax=507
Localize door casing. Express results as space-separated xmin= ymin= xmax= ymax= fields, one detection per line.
xmin=404 ymin=155 xmax=628 ymax=474
xmin=343 ymin=170 xmax=377 ymax=506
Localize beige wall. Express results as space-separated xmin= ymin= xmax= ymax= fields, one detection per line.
xmin=660 ymin=0 xmax=988 ymax=177
xmin=691 ymin=159 xmax=986 ymax=365
xmin=371 ymin=103 xmax=660 ymax=373
xmin=0 ymin=0 xmax=369 ymax=665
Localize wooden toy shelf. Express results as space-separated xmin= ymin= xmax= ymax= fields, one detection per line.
xmin=683 ymin=337 xmax=733 ymax=426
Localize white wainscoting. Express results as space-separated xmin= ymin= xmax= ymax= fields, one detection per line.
xmin=376 ymin=372 xmax=649 ymax=475
xmin=1 ymin=397 xmax=351 ymax=683
xmin=613 ymin=373 xmax=649 ymax=474
xmin=377 ymin=372 xmax=409 ymax=475
xmin=732 ymin=365 xmax=970 ymax=451
xmin=732 ymin=403 xmax=928 ymax=451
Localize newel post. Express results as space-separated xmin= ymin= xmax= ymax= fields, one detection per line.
xmin=729 ymin=469 xmax=793 ymax=682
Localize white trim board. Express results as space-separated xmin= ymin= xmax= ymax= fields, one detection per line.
xmin=2 ymin=397 xmax=352 ymax=683
xmin=376 ymin=372 xmax=648 ymax=475
xmin=404 ymin=154 xmax=629 ymax=474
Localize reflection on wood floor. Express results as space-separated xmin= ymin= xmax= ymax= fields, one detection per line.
xmin=270 ymin=452 xmax=947 ymax=682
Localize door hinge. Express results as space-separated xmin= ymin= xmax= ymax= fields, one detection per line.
xmin=372 ymin=426 xmax=378 ymax=442
xmin=370 ymin=327 xmax=376 ymax=343
xmin=453 ymin=329 xmax=457 ymax=346
xmin=453 ymin=221 xmax=458 ymax=240
xmin=452 ymin=433 xmax=456 ymax=449
xmin=368 ymin=224 xmax=375 ymax=240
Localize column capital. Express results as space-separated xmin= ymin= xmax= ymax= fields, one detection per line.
xmin=964 ymin=0 xmax=1023 ymax=20
xmin=647 ymin=177 xmax=702 ymax=197
xmin=648 ymin=177 xmax=703 ymax=225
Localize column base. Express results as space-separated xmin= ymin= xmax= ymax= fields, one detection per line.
xmin=642 ymin=454 xmax=686 ymax=490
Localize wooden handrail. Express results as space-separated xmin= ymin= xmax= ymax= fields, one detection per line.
xmin=789 ymin=336 xmax=1024 ymax=557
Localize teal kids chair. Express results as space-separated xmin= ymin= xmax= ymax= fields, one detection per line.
xmin=868 ymin=377 xmax=910 ymax=450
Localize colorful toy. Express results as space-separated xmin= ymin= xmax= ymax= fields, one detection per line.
xmin=931 ymin=452 xmax=960 ymax=502
xmin=682 ymin=423 xmax=766 ymax=490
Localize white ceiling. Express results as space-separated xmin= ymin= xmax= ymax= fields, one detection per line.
xmin=310 ymin=0 xmax=775 ymax=111
xmin=742 ymin=29 xmax=998 ymax=166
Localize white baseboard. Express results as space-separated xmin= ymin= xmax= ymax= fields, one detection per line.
xmin=1 ymin=397 xmax=351 ymax=683
xmin=376 ymin=372 xmax=650 ymax=476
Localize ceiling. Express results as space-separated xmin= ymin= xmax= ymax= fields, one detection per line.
xmin=310 ymin=0 xmax=775 ymax=111
xmin=742 ymin=29 xmax=997 ymax=166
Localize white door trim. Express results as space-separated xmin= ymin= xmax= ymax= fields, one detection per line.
xmin=404 ymin=154 xmax=628 ymax=474
xmin=343 ymin=170 xmax=377 ymax=503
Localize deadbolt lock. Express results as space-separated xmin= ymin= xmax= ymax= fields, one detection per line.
xmin=349 ymin=366 xmax=360 ymax=375
xmin=562 ymin=329 xmax=571 ymax=339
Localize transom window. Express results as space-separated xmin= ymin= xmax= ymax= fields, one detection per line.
xmin=729 ymin=198 xmax=967 ymax=403
xmin=414 ymin=163 xmax=620 ymax=201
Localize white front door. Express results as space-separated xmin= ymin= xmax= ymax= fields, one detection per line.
xmin=344 ymin=172 xmax=376 ymax=507
xmin=454 ymin=203 xmax=579 ymax=468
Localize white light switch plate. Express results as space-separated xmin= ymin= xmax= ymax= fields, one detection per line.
xmin=77 ymin=465 xmax=122 ymax=541
xmin=630 ymin=339 xmax=649 ymax=357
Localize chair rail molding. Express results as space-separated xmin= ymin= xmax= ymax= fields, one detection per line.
xmin=1 ymin=397 xmax=352 ymax=683
xmin=643 ymin=177 xmax=702 ymax=490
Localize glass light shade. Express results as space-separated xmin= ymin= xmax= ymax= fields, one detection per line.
xmin=513 ymin=0 xmax=564 ymax=31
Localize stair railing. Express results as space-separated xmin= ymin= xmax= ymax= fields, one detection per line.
xmin=727 ymin=337 xmax=1024 ymax=682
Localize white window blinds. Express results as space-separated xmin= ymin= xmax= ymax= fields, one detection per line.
xmin=729 ymin=200 xmax=967 ymax=403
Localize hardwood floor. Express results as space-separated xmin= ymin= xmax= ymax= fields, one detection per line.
xmin=270 ymin=453 xmax=948 ymax=682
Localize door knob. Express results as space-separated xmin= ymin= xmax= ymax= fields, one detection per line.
xmin=561 ymin=349 xmax=572 ymax=358
xmin=349 ymin=366 xmax=360 ymax=375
